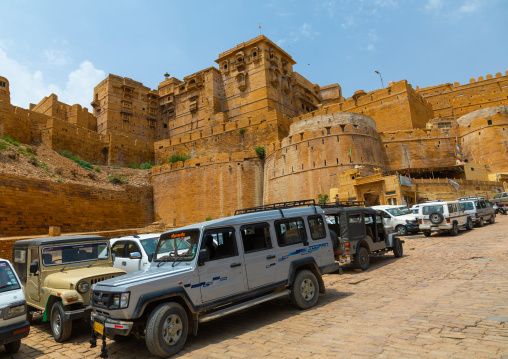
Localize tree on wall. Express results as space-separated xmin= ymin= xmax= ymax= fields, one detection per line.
xmin=318 ymin=194 xmax=329 ymax=205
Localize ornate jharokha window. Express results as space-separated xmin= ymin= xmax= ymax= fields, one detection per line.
xmin=236 ymin=72 xmax=247 ymax=91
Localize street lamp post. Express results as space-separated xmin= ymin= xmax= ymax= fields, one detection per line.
xmin=375 ymin=70 xmax=384 ymax=88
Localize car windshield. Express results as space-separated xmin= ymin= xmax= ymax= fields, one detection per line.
xmin=422 ymin=205 xmax=444 ymax=215
xmin=0 ymin=261 xmax=21 ymax=293
xmin=386 ymin=208 xmax=405 ymax=216
xmin=140 ymin=237 xmax=160 ymax=256
xmin=155 ymin=230 xmax=200 ymax=262
xmin=42 ymin=242 xmax=109 ymax=266
xmin=461 ymin=202 xmax=474 ymax=210
xmin=410 ymin=208 xmax=418 ymax=214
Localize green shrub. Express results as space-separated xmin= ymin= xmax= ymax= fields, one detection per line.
xmin=318 ymin=194 xmax=329 ymax=205
xmin=59 ymin=150 xmax=94 ymax=171
xmin=205 ymin=216 xmax=212 ymax=221
xmin=167 ymin=153 xmax=191 ymax=164
xmin=239 ymin=128 xmax=245 ymax=134
xmin=1 ymin=136 xmax=19 ymax=147
xmin=129 ymin=162 xmax=153 ymax=170
xmin=94 ymin=166 xmax=101 ymax=173
xmin=108 ymin=175 xmax=129 ymax=185
xmin=57 ymin=178 xmax=65 ymax=183
xmin=255 ymin=146 xmax=265 ymax=160
xmin=0 ymin=141 xmax=7 ymax=151
xmin=39 ymin=162 xmax=50 ymax=173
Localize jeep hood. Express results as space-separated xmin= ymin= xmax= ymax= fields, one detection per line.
xmin=93 ymin=264 xmax=193 ymax=290
xmin=44 ymin=267 xmax=126 ymax=289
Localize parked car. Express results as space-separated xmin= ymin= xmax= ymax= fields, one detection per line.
xmin=12 ymin=235 xmax=126 ymax=342
xmin=492 ymin=192 xmax=508 ymax=205
xmin=90 ymin=201 xmax=340 ymax=357
xmin=0 ymin=259 xmax=30 ymax=354
xmin=323 ymin=206 xmax=403 ymax=271
xmin=371 ymin=205 xmax=419 ymax=235
xmin=418 ymin=201 xmax=473 ymax=237
xmin=494 ymin=202 xmax=507 ymax=215
xmin=110 ymin=233 xmax=162 ymax=273
xmin=457 ymin=197 xmax=495 ymax=226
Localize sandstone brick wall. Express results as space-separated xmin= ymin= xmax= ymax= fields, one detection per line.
xmin=152 ymin=152 xmax=263 ymax=227
xmin=459 ymin=112 xmax=508 ymax=173
xmin=0 ymin=102 xmax=32 ymax=143
xmin=0 ymin=173 xmax=154 ymax=237
xmin=264 ymin=122 xmax=386 ymax=204
xmin=417 ymin=71 xmax=508 ymax=118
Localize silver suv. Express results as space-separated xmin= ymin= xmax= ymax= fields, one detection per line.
xmin=419 ymin=201 xmax=473 ymax=237
xmin=458 ymin=197 xmax=496 ymax=227
xmin=90 ymin=202 xmax=339 ymax=357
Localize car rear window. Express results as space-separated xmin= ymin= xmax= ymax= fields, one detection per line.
xmin=461 ymin=202 xmax=474 ymax=210
xmin=422 ymin=205 xmax=444 ymax=215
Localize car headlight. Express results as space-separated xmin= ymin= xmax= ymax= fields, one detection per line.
xmin=77 ymin=281 xmax=89 ymax=293
xmin=7 ymin=303 xmax=26 ymax=318
xmin=111 ymin=292 xmax=130 ymax=309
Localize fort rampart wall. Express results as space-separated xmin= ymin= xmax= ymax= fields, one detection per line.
xmin=264 ymin=118 xmax=385 ymax=204
xmin=417 ymin=71 xmax=508 ymax=118
xmin=0 ymin=173 xmax=154 ymax=237
xmin=151 ymin=152 xmax=263 ymax=227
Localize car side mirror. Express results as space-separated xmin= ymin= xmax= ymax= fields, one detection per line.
xmin=29 ymin=261 xmax=39 ymax=274
xmin=147 ymin=253 xmax=154 ymax=262
xmin=129 ymin=252 xmax=142 ymax=260
xmin=198 ymin=248 xmax=208 ymax=266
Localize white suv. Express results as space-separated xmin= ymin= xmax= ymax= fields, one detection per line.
xmin=458 ymin=197 xmax=495 ymax=227
xmin=371 ymin=205 xmax=419 ymax=235
xmin=110 ymin=233 xmax=162 ymax=273
xmin=419 ymin=201 xmax=473 ymax=237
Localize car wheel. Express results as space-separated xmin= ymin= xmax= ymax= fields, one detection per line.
xmin=145 ymin=302 xmax=188 ymax=357
xmin=353 ymin=246 xmax=369 ymax=271
xmin=489 ymin=215 xmax=495 ymax=224
xmin=393 ymin=238 xmax=403 ymax=258
xmin=4 ymin=340 xmax=21 ymax=354
xmin=396 ymin=225 xmax=408 ymax=236
xmin=466 ymin=217 xmax=473 ymax=230
xmin=423 ymin=230 xmax=431 ymax=237
xmin=51 ymin=301 xmax=72 ymax=342
xmin=411 ymin=230 xmax=419 ymax=235
xmin=429 ymin=212 xmax=444 ymax=225
xmin=290 ymin=270 xmax=319 ymax=310
xmin=450 ymin=222 xmax=459 ymax=236
xmin=477 ymin=217 xmax=484 ymax=227
xmin=26 ymin=305 xmax=34 ymax=323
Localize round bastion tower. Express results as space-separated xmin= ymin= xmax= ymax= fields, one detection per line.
xmin=263 ymin=111 xmax=387 ymax=204
xmin=0 ymin=76 xmax=10 ymax=103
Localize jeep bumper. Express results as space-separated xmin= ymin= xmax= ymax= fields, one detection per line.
xmin=63 ymin=305 xmax=92 ymax=321
xmin=0 ymin=320 xmax=30 ymax=345
xmin=91 ymin=312 xmax=133 ymax=338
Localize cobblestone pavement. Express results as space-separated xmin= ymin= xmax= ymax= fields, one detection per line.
xmin=5 ymin=216 xmax=508 ymax=358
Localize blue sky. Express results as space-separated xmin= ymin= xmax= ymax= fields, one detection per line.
xmin=1 ymin=0 xmax=507 ymax=109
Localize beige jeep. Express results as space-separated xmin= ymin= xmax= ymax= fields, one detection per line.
xmin=12 ymin=235 xmax=126 ymax=342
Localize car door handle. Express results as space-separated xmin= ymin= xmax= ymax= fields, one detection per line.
xmin=122 ymin=261 xmax=126 ymax=266
xmin=266 ymin=255 xmax=276 ymax=259
xmin=230 ymin=263 xmax=242 ymax=268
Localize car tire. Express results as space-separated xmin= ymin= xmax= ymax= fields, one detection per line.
xmin=423 ymin=230 xmax=431 ymax=237
xmin=429 ymin=212 xmax=444 ymax=225
xmin=411 ymin=230 xmax=419 ymax=235
xmin=26 ymin=305 xmax=34 ymax=323
xmin=396 ymin=225 xmax=408 ymax=236
xmin=489 ymin=215 xmax=495 ymax=224
xmin=466 ymin=217 xmax=473 ymax=230
xmin=329 ymin=230 xmax=340 ymax=252
xmin=393 ymin=238 xmax=403 ymax=258
xmin=290 ymin=270 xmax=319 ymax=310
xmin=353 ymin=246 xmax=369 ymax=271
xmin=478 ymin=217 xmax=484 ymax=227
xmin=450 ymin=222 xmax=459 ymax=236
xmin=4 ymin=340 xmax=21 ymax=354
xmin=145 ymin=302 xmax=188 ymax=357
xmin=50 ymin=301 xmax=72 ymax=342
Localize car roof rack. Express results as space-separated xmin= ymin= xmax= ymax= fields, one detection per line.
xmin=234 ymin=199 xmax=316 ymax=216
xmin=321 ymin=200 xmax=365 ymax=208
xmin=458 ymin=196 xmax=485 ymax=200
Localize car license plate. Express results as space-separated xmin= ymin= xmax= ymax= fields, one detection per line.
xmin=94 ymin=321 xmax=104 ymax=335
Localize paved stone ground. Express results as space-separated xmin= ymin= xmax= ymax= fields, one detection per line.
xmin=4 ymin=215 xmax=508 ymax=358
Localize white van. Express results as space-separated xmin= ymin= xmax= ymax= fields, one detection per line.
xmin=371 ymin=205 xmax=419 ymax=235
xmin=0 ymin=258 xmax=30 ymax=353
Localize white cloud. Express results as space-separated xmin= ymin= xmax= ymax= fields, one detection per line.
xmin=276 ymin=23 xmax=318 ymax=47
xmin=425 ymin=0 xmax=443 ymax=11
xmin=43 ymin=49 xmax=72 ymax=67
xmin=316 ymin=1 xmax=336 ymax=18
xmin=0 ymin=46 xmax=104 ymax=109
xmin=341 ymin=16 xmax=355 ymax=29
xmin=366 ymin=30 xmax=378 ymax=51
xmin=458 ymin=0 xmax=482 ymax=14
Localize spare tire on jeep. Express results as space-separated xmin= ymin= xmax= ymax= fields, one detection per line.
xmin=429 ymin=212 xmax=444 ymax=224
xmin=329 ymin=230 xmax=340 ymax=252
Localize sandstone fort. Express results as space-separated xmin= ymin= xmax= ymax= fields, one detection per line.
xmin=1 ymin=35 xmax=507 ymax=238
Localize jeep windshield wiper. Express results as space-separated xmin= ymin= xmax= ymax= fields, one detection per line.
xmin=171 ymin=253 xmax=187 ymax=267
xmin=157 ymin=255 xmax=170 ymax=267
